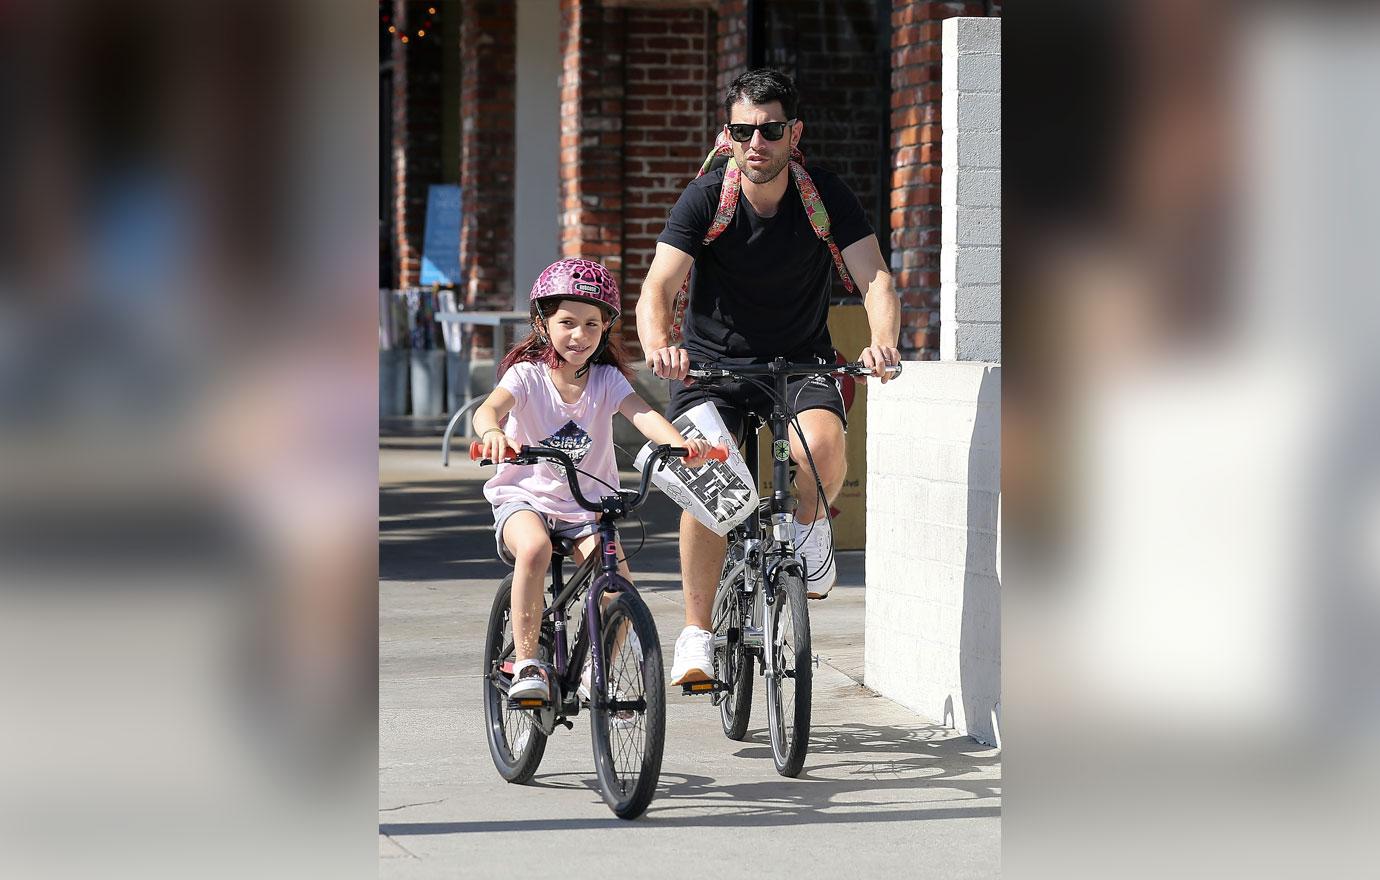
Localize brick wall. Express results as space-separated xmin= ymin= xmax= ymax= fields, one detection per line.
xmin=559 ymin=1 xmax=627 ymax=318
xmin=715 ymin=0 xmax=748 ymax=94
xmin=866 ymin=361 xmax=1000 ymax=744
xmin=390 ymin=0 xmax=445 ymax=288
xmin=459 ymin=0 xmax=516 ymax=340
xmin=891 ymin=0 xmax=999 ymax=359
xmin=622 ymin=8 xmax=716 ymax=356
xmin=760 ymin=0 xmax=888 ymax=290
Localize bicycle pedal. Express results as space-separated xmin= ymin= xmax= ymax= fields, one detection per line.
xmin=507 ymin=697 xmax=549 ymax=710
xmin=680 ymin=680 xmax=726 ymax=696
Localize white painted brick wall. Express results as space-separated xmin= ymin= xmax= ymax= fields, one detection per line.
xmin=866 ymin=361 xmax=1001 ymax=745
xmin=940 ymin=17 xmax=1001 ymax=364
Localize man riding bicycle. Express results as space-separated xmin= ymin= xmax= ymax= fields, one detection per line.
xmin=634 ymin=68 xmax=901 ymax=686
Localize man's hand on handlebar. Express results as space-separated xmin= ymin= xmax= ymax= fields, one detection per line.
xmin=858 ymin=344 xmax=902 ymax=384
xmin=647 ymin=345 xmax=690 ymax=382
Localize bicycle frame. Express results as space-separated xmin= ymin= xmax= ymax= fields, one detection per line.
xmin=479 ymin=442 xmax=700 ymax=721
xmin=578 ymin=513 xmax=642 ymax=708
xmin=695 ymin=357 xmax=900 ymax=691
xmin=714 ymin=365 xmax=814 ymax=689
xmin=522 ymin=512 xmax=642 ymax=722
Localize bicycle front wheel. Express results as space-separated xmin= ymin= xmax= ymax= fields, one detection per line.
xmin=481 ymin=575 xmax=548 ymax=783
xmin=765 ymin=572 xmax=812 ymax=777
xmin=589 ymin=587 xmax=665 ymax=819
xmin=712 ymin=573 xmax=753 ymax=740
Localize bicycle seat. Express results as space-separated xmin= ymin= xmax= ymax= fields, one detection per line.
xmin=551 ymin=534 xmax=578 ymax=557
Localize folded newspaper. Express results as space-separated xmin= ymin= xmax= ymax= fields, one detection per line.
xmin=633 ymin=401 xmax=757 ymax=536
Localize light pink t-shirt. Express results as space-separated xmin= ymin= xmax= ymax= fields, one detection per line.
xmin=483 ymin=361 xmax=635 ymax=523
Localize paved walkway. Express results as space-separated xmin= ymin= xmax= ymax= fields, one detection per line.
xmin=380 ymin=421 xmax=1000 ymax=877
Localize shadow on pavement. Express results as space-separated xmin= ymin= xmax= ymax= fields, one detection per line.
xmin=380 ymin=720 xmax=999 ymax=835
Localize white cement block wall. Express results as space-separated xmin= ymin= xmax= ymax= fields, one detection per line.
xmin=940 ymin=17 xmax=1001 ymax=363
xmin=865 ymin=361 xmax=1001 ymax=745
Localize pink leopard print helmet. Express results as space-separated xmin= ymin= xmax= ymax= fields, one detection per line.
xmin=529 ymin=258 xmax=621 ymax=321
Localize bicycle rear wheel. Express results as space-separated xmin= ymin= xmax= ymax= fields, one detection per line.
xmin=712 ymin=573 xmax=753 ymax=740
xmin=481 ymin=575 xmax=548 ymax=783
xmin=765 ymin=572 xmax=812 ymax=777
xmin=589 ymin=586 xmax=665 ymax=819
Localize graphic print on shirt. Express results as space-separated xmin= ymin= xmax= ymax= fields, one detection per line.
xmin=540 ymin=420 xmax=592 ymax=480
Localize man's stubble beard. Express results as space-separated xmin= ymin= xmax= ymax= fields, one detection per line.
xmin=736 ymin=150 xmax=791 ymax=185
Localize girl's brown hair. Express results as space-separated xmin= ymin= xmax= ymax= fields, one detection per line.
xmin=497 ymin=298 xmax=635 ymax=381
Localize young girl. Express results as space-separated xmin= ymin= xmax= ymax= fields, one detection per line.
xmin=472 ymin=258 xmax=712 ymax=705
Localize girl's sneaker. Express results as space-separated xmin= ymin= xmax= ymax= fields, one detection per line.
xmin=508 ymin=659 xmax=551 ymax=706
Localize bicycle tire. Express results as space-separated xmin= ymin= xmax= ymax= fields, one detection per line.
xmin=481 ymin=575 xmax=548 ymax=784
xmin=712 ymin=572 xmax=753 ymax=740
xmin=765 ymin=571 xmax=812 ymax=777
xmin=589 ymin=586 xmax=665 ymax=819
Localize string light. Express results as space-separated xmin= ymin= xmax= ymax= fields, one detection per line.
xmin=382 ymin=6 xmax=438 ymax=46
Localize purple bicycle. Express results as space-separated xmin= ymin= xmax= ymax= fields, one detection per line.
xmin=472 ymin=440 xmax=727 ymax=819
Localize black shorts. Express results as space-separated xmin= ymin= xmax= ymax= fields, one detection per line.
xmin=666 ymin=356 xmax=848 ymax=441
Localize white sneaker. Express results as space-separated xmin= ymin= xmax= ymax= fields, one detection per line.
xmin=670 ymin=626 xmax=714 ymax=685
xmin=508 ymin=659 xmax=550 ymax=704
xmin=794 ymin=519 xmax=837 ymax=598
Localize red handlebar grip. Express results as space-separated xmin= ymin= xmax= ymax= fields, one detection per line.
xmin=683 ymin=444 xmax=730 ymax=464
xmin=470 ymin=440 xmax=517 ymax=462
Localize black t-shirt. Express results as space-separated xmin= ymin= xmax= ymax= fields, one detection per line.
xmin=656 ymin=164 xmax=874 ymax=360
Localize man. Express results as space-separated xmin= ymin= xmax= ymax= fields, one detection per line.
xmin=635 ymin=68 xmax=901 ymax=686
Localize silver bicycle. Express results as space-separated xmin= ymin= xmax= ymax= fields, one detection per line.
xmin=686 ymin=357 xmax=900 ymax=777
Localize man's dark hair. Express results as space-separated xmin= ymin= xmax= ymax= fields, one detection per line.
xmin=723 ymin=68 xmax=799 ymax=121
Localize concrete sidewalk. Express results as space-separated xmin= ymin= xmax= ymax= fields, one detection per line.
xmin=380 ymin=422 xmax=1000 ymax=877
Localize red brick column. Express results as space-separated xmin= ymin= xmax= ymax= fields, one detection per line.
xmin=390 ymin=0 xmax=445 ymax=288
xmin=559 ymin=0 xmax=626 ymax=304
xmin=716 ymin=0 xmax=748 ymax=94
xmin=890 ymin=0 xmax=997 ymax=359
xmin=459 ymin=0 xmax=516 ymax=325
xmin=622 ymin=7 xmax=715 ymax=357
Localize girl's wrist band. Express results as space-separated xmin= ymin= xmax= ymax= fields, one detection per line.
xmin=481 ymin=427 xmax=505 ymax=438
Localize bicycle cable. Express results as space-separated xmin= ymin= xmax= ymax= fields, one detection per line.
xmin=786 ymin=376 xmax=837 ymax=582
xmin=569 ymin=456 xmax=647 ymax=568
xmin=704 ymin=365 xmax=839 ymax=584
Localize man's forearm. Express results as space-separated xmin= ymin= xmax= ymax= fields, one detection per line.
xmin=636 ymin=281 xmax=675 ymax=352
xmin=863 ymin=274 xmax=900 ymax=347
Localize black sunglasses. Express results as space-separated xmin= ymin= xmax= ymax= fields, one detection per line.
xmin=725 ymin=119 xmax=795 ymax=143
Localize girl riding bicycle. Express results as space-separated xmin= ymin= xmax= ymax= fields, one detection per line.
xmin=472 ymin=258 xmax=712 ymax=707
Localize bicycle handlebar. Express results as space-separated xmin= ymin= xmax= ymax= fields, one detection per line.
xmin=686 ymin=358 xmax=902 ymax=380
xmin=469 ymin=441 xmax=729 ymax=517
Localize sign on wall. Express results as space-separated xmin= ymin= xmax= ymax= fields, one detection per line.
xmin=420 ymin=184 xmax=462 ymax=286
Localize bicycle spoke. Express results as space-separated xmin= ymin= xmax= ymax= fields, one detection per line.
xmin=605 ymin=630 xmax=645 ymax=793
xmin=483 ymin=578 xmax=549 ymax=783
